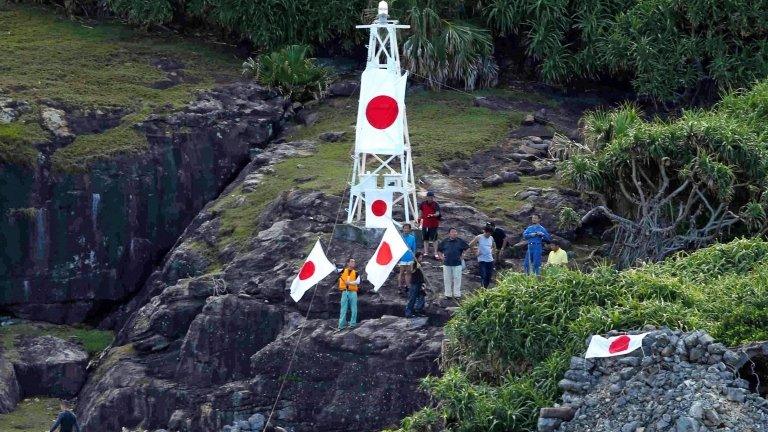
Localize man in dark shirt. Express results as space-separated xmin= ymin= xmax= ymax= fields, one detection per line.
xmin=486 ymin=221 xmax=508 ymax=263
xmin=49 ymin=400 xmax=81 ymax=432
xmin=438 ymin=227 xmax=469 ymax=299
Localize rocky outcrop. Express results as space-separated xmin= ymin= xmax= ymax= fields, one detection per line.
xmin=0 ymin=355 xmax=20 ymax=413
xmin=176 ymin=295 xmax=285 ymax=386
xmin=538 ymin=329 xmax=768 ymax=432
xmin=76 ymin=129 xmax=488 ymax=431
xmin=80 ymin=313 xmax=441 ymax=432
xmin=0 ymin=83 xmax=289 ymax=324
xmin=0 ymin=97 xmax=31 ymax=123
xmin=0 ymin=332 xmax=87 ymax=412
xmin=12 ymin=335 xmax=88 ymax=398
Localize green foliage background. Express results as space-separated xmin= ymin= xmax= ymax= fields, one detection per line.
xmin=31 ymin=0 xmax=765 ymax=101
xmin=25 ymin=0 xmax=768 ymax=100
xmin=390 ymin=238 xmax=768 ymax=431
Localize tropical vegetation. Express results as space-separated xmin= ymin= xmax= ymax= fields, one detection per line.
xmin=561 ymin=80 xmax=768 ymax=268
xmin=24 ymin=0 xmax=768 ymax=101
xmin=390 ymin=238 xmax=768 ymax=432
xmin=243 ymin=45 xmax=331 ymax=102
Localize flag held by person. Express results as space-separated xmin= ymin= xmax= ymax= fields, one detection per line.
xmin=585 ymin=333 xmax=649 ymax=358
xmin=366 ymin=219 xmax=409 ymax=291
xmin=290 ymin=239 xmax=336 ymax=302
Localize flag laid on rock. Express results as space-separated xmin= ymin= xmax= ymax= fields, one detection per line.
xmin=365 ymin=219 xmax=408 ymax=291
xmin=585 ymin=333 xmax=649 ymax=358
xmin=290 ymin=239 xmax=336 ymax=302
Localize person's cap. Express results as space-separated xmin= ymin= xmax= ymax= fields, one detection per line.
xmin=426 ymin=191 xmax=435 ymax=197
xmin=485 ymin=221 xmax=494 ymax=228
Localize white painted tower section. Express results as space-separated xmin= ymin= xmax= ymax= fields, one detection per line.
xmin=347 ymin=2 xmax=417 ymax=227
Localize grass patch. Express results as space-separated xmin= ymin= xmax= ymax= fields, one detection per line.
xmin=50 ymin=112 xmax=148 ymax=172
xmin=0 ymin=397 xmax=60 ymax=432
xmin=0 ymin=322 xmax=114 ymax=357
xmin=472 ymin=176 xmax=560 ymax=216
xmin=0 ymin=114 xmax=48 ymax=167
xmin=0 ymin=4 xmax=240 ymax=170
xmin=408 ymin=90 xmax=523 ymax=171
xmin=213 ymin=88 xmax=522 ymax=250
xmin=394 ymin=238 xmax=768 ymax=431
xmin=0 ymin=5 xmax=238 ymax=108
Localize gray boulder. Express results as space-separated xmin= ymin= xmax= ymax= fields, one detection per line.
xmin=0 ymin=356 xmax=20 ymax=413
xmin=328 ymin=80 xmax=360 ymax=97
xmin=13 ymin=335 xmax=88 ymax=398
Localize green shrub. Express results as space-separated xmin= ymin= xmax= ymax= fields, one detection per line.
xmin=395 ymin=238 xmax=768 ymax=431
xmin=243 ymin=44 xmax=331 ymax=102
xmin=107 ymin=0 xmax=173 ymax=25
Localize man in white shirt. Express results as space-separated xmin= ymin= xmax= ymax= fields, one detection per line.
xmin=469 ymin=225 xmax=496 ymax=288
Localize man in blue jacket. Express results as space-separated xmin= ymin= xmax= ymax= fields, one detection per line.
xmin=398 ymin=223 xmax=417 ymax=294
xmin=49 ymin=400 xmax=81 ymax=432
xmin=523 ymin=214 xmax=551 ymax=276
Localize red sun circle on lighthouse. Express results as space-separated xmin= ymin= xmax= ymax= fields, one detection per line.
xmin=298 ymin=261 xmax=316 ymax=280
xmin=371 ymin=199 xmax=388 ymax=217
xmin=365 ymin=95 xmax=399 ymax=129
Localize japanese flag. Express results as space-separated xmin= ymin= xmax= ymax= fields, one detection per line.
xmin=365 ymin=219 xmax=409 ymax=291
xmin=289 ymin=240 xmax=336 ymax=302
xmin=355 ymin=68 xmax=408 ymax=155
xmin=365 ymin=189 xmax=393 ymax=228
xmin=585 ymin=333 xmax=649 ymax=358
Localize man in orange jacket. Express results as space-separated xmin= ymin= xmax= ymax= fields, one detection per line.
xmin=338 ymin=257 xmax=360 ymax=330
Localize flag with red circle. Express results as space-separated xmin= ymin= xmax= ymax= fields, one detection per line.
xmin=355 ymin=68 xmax=408 ymax=155
xmin=585 ymin=333 xmax=649 ymax=358
xmin=365 ymin=219 xmax=409 ymax=291
xmin=364 ymin=189 xmax=394 ymax=228
xmin=289 ymin=240 xmax=337 ymax=302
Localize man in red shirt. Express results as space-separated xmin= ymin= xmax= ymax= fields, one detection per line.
xmin=418 ymin=191 xmax=441 ymax=259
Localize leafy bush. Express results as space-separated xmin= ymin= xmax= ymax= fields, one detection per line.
xmin=400 ymin=3 xmax=498 ymax=91
xmin=242 ymin=45 xmax=331 ymax=102
xmin=393 ymin=238 xmax=768 ymax=432
xmin=107 ymin=0 xmax=172 ymax=25
xmin=560 ymin=81 xmax=768 ymax=267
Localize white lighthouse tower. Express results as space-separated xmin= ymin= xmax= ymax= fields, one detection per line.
xmin=346 ymin=1 xmax=417 ymax=228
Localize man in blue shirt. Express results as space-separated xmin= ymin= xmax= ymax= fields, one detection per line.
xmin=49 ymin=400 xmax=81 ymax=432
xmin=523 ymin=214 xmax=551 ymax=276
xmin=398 ymin=223 xmax=417 ymax=294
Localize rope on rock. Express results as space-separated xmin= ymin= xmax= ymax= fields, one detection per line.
xmin=262 ymin=73 xmax=472 ymax=429
xmin=262 ymin=139 xmax=357 ymax=431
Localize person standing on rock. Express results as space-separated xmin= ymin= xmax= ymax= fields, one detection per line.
xmin=486 ymin=221 xmax=509 ymax=265
xmin=338 ymin=257 xmax=360 ymax=331
xmin=523 ymin=214 xmax=551 ymax=276
xmin=48 ymin=400 xmax=81 ymax=432
xmin=438 ymin=228 xmax=469 ymax=299
xmin=398 ymin=223 xmax=417 ymax=295
xmin=469 ymin=225 xmax=496 ymax=288
xmin=405 ymin=251 xmax=426 ymax=317
xmin=418 ymin=191 xmax=441 ymax=260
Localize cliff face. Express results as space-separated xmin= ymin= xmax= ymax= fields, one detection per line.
xmin=0 ymin=83 xmax=289 ymax=324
